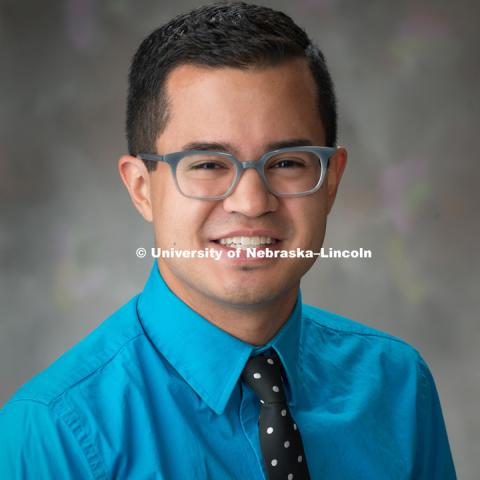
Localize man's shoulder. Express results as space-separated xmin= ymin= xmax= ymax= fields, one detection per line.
xmin=5 ymin=294 xmax=145 ymax=407
xmin=301 ymin=303 xmax=422 ymax=360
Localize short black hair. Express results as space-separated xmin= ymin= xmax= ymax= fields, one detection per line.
xmin=127 ymin=1 xmax=337 ymax=171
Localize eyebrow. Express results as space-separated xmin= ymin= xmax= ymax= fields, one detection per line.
xmin=181 ymin=138 xmax=314 ymax=155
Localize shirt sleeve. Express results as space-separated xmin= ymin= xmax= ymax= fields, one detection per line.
xmin=0 ymin=399 xmax=95 ymax=479
xmin=413 ymin=356 xmax=457 ymax=479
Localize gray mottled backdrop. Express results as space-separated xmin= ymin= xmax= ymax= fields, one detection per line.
xmin=1 ymin=0 xmax=478 ymax=477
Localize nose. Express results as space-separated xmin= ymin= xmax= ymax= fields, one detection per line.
xmin=222 ymin=167 xmax=278 ymax=217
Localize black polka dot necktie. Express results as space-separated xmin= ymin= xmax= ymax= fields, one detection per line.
xmin=242 ymin=350 xmax=310 ymax=480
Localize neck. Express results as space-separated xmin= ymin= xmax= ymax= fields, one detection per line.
xmin=200 ymin=293 xmax=298 ymax=346
xmin=158 ymin=264 xmax=299 ymax=346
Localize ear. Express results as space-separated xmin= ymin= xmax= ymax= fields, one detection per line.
xmin=325 ymin=147 xmax=347 ymax=214
xmin=118 ymin=155 xmax=153 ymax=222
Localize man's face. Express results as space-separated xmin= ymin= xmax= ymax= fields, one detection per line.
xmin=144 ymin=59 xmax=345 ymax=311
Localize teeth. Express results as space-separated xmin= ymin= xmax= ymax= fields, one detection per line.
xmin=218 ymin=236 xmax=276 ymax=249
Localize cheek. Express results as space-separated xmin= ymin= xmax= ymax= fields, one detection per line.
xmin=152 ymin=195 xmax=215 ymax=245
xmin=291 ymin=196 xmax=327 ymax=240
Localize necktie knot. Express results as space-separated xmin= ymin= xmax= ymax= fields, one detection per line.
xmin=242 ymin=350 xmax=287 ymax=405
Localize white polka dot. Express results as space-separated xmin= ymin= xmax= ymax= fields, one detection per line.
xmin=260 ymin=399 xmax=265 ymax=404
xmin=293 ymin=423 xmax=297 ymax=430
xmin=284 ymin=441 xmax=290 ymax=448
xmin=271 ymin=459 xmax=278 ymax=466
xmin=281 ymin=409 xmax=287 ymax=416
xmin=272 ymin=385 xmax=280 ymax=392
xmin=267 ymin=358 xmax=274 ymax=365
xmin=297 ymin=455 xmax=303 ymax=463
xmin=288 ymin=474 xmax=294 ymax=480
xmin=266 ymin=427 xmax=274 ymax=434
xmin=253 ymin=372 xmax=261 ymax=379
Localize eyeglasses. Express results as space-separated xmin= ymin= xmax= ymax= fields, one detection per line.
xmin=138 ymin=146 xmax=336 ymax=200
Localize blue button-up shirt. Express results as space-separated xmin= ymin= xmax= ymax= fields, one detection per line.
xmin=0 ymin=262 xmax=456 ymax=479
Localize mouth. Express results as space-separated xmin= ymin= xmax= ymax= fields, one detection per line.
xmin=213 ymin=235 xmax=279 ymax=250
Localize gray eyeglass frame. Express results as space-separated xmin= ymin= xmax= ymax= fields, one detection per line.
xmin=138 ymin=145 xmax=336 ymax=200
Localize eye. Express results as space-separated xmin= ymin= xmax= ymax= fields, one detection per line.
xmin=270 ymin=158 xmax=306 ymax=169
xmin=190 ymin=161 xmax=229 ymax=170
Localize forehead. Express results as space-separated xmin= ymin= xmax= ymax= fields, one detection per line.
xmin=159 ymin=59 xmax=325 ymax=149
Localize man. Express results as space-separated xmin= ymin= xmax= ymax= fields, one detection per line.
xmin=0 ymin=2 xmax=455 ymax=479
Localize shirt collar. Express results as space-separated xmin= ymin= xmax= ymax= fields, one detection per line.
xmin=138 ymin=261 xmax=303 ymax=414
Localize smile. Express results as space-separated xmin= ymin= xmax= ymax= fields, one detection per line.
xmin=217 ymin=236 xmax=277 ymax=249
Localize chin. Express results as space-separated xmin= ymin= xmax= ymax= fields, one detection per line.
xmin=211 ymin=280 xmax=291 ymax=309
